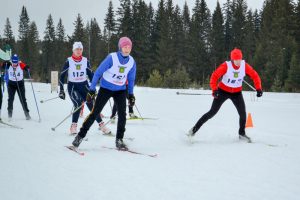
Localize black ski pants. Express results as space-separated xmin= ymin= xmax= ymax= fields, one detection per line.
xmin=78 ymin=87 xmax=127 ymax=139
xmin=193 ymin=89 xmax=246 ymax=135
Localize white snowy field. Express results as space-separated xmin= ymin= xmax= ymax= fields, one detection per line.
xmin=0 ymin=83 xmax=300 ymax=200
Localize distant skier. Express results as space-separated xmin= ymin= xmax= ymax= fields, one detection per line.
xmin=187 ymin=48 xmax=263 ymax=142
xmin=59 ymin=42 xmax=111 ymax=135
xmin=72 ymin=37 xmax=136 ymax=150
xmin=110 ymin=80 xmax=138 ymax=122
xmin=1 ymin=54 xmax=31 ymax=120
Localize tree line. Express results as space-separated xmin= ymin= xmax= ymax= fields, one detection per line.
xmin=1 ymin=0 xmax=300 ymax=92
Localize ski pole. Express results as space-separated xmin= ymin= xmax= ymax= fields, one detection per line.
xmin=27 ymin=70 xmax=41 ymax=122
xmin=51 ymin=104 xmax=84 ymax=131
xmin=134 ymin=104 xmax=143 ymax=120
xmin=176 ymin=92 xmax=211 ymax=95
xmin=40 ymin=96 xmax=59 ymax=103
xmin=243 ymin=80 xmax=256 ymax=91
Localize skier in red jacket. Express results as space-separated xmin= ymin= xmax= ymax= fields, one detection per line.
xmin=187 ymin=48 xmax=263 ymax=142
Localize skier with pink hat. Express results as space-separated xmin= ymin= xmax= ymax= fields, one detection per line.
xmin=71 ymin=37 xmax=137 ymax=150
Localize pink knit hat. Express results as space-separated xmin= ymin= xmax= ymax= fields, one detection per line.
xmin=118 ymin=37 xmax=132 ymax=49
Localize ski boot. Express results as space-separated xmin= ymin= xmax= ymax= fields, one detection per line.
xmin=70 ymin=123 xmax=77 ymax=135
xmin=25 ymin=112 xmax=31 ymax=120
xmin=129 ymin=112 xmax=138 ymax=119
xmin=239 ymin=134 xmax=252 ymax=143
xmin=8 ymin=110 xmax=12 ymax=119
xmin=99 ymin=121 xmax=112 ymax=135
xmin=110 ymin=115 xmax=116 ymax=124
xmin=72 ymin=134 xmax=83 ymax=148
xmin=187 ymin=127 xmax=196 ymax=137
xmin=116 ymin=139 xmax=128 ymax=150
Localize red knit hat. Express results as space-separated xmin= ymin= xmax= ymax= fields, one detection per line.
xmin=230 ymin=48 xmax=243 ymax=60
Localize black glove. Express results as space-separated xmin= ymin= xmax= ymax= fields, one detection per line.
xmin=59 ymin=90 xmax=65 ymax=100
xmin=212 ymin=90 xmax=220 ymax=99
xmin=256 ymin=89 xmax=263 ymax=97
xmin=86 ymin=90 xmax=96 ymax=103
xmin=2 ymin=61 xmax=11 ymax=68
xmin=128 ymin=94 xmax=135 ymax=107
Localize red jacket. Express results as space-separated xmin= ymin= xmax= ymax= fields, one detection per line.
xmin=19 ymin=61 xmax=27 ymax=70
xmin=210 ymin=61 xmax=262 ymax=93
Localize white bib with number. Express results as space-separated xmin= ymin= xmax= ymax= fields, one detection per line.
xmin=8 ymin=65 xmax=24 ymax=81
xmin=67 ymin=57 xmax=88 ymax=83
xmin=221 ymin=60 xmax=246 ymax=88
xmin=102 ymin=53 xmax=134 ymax=86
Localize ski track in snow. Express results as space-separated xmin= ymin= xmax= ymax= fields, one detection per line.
xmin=0 ymin=83 xmax=300 ymax=200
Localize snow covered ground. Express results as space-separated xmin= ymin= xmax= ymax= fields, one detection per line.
xmin=1 ymin=83 xmax=300 ymax=200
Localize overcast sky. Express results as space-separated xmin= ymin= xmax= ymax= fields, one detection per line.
xmin=0 ymin=0 xmax=265 ymax=39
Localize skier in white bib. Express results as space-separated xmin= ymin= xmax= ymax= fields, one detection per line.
xmin=59 ymin=42 xmax=111 ymax=135
xmin=72 ymin=37 xmax=137 ymax=150
xmin=187 ymin=48 xmax=263 ymax=143
xmin=2 ymin=54 xmax=31 ymax=120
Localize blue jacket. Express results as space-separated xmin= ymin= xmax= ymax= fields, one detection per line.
xmin=90 ymin=51 xmax=136 ymax=94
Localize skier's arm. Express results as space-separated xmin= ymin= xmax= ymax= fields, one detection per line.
xmin=127 ymin=62 xmax=136 ymax=95
xmin=210 ymin=62 xmax=228 ymax=91
xmin=89 ymin=54 xmax=113 ymax=91
xmin=19 ymin=61 xmax=29 ymax=71
xmin=2 ymin=61 xmax=11 ymax=69
xmin=245 ymin=63 xmax=262 ymax=90
xmin=86 ymin=61 xmax=94 ymax=81
xmin=59 ymin=60 xmax=69 ymax=91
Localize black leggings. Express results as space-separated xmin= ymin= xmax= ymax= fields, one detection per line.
xmin=111 ymin=101 xmax=134 ymax=117
xmin=67 ymin=82 xmax=102 ymax=123
xmin=7 ymin=81 xmax=29 ymax=113
xmin=78 ymin=88 xmax=127 ymax=139
xmin=193 ymin=89 xmax=246 ymax=135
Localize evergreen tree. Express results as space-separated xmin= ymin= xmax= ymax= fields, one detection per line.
xmin=243 ymin=9 xmax=256 ymax=62
xmin=285 ymin=53 xmax=300 ymax=92
xmin=71 ymin=14 xmax=87 ymax=48
xmin=131 ymin=0 xmax=153 ymax=82
xmin=42 ymin=14 xmax=56 ymax=82
xmin=117 ymin=0 xmax=133 ymax=36
xmin=27 ymin=21 xmax=40 ymax=79
xmin=223 ymin=0 xmax=234 ymax=53
xmin=181 ymin=2 xmax=193 ymax=72
xmin=3 ymin=18 xmax=15 ymax=52
xmin=189 ymin=0 xmax=211 ymax=84
xmin=211 ymin=1 xmax=225 ymax=67
xmin=89 ymin=18 xmax=106 ymax=67
xmin=104 ymin=0 xmax=117 ymax=53
xmin=153 ymin=0 xmax=174 ymax=73
xmin=18 ymin=6 xmax=30 ymax=60
xmin=231 ymin=0 xmax=247 ymax=49
xmin=56 ymin=18 xmax=67 ymax=72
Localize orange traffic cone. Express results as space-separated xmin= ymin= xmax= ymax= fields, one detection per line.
xmin=245 ymin=113 xmax=254 ymax=128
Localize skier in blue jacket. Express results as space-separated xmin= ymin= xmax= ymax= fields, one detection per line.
xmin=72 ymin=37 xmax=136 ymax=150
